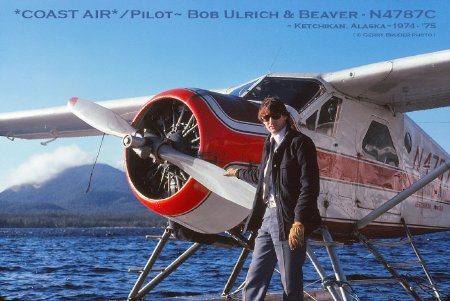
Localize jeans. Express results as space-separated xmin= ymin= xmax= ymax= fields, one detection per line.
xmin=243 ymin=207 xmax=306 ymax=301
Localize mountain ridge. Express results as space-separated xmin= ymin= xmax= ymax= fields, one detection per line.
xmin=0 ymin=164 xmax=165 ymax=227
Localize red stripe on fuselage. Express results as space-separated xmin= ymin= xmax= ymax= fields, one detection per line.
xmin=317 ymin=148 xmax=450 ymax=203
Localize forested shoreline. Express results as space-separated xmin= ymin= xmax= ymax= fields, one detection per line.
xmin=0 ymin=213 xmax=166 ymax=228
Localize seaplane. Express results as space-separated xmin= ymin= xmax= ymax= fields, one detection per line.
xmin=1 ymin=49 xmax=450 ymax=301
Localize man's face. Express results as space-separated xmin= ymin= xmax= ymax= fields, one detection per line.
xmin=261 ymin=112 xmax=288 ymax=134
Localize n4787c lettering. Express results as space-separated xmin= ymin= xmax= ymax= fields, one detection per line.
xmin=370 ymin=10 xmax=435 ymax=19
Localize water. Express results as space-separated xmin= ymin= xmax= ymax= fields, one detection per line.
xmin=0 ymin=228 xmax=449 ymax=300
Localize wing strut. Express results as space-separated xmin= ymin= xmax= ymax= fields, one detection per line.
xmin=356 ymin=162 xmax=450 ymax=230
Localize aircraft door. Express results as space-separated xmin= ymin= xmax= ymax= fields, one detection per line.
xmin=355 ymin=117 xmax=403 ymax=222
xmin=302 ymin=97 xmax=357 ymax=220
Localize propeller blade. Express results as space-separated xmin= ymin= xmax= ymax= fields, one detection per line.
xmin=159 ymin=145 xmax=256 ymax=209
xmin=68 ymin=97 xmax=136 ymax=137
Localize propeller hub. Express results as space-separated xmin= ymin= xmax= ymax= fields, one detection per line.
xmin=122 ymin=133 xmax=146 ymax=148
xmin=167 ymin=131 xmax=190 ymax=154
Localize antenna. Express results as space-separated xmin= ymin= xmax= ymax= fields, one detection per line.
xmin=268 ymin=47 xmax=282 ymax=73
xmin=86 ymin=133 xmax=105 ymax=193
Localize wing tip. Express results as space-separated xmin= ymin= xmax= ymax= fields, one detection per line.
xmin=69 ymin=97 xmax=79 ymax=105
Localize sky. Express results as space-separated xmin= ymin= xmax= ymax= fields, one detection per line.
xmin=0 ymin=0 xmax=449 ymax=192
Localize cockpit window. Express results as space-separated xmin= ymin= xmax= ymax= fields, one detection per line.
xmin=305 ymin=97 xmax=342 ymax=137
xmin=242 ymin=77 xmax=323 ymax=111
xmin=306 ymin=111 xmax=318 ymax=131
xmin=362 ymin=121 xmax=399 ymax=167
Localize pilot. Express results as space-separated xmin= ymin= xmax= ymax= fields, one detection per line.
xmin=224 ymin=96 xmax=321 ymax=301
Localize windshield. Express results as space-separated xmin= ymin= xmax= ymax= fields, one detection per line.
xmin=242 ymin=76 xmax=324 ymax=111
xmin=229 ymin=77 xmax=263 ymax=97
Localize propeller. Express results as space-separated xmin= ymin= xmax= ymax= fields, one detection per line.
xmin=68 ymin=97 xmax=136 ymax=137
xmin=67 ymin=97 xmax=256 ymax=209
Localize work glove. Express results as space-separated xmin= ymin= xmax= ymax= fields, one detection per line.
xmin=223 ymin=167 xmax=238 ymax=177
xmin=288 ymin=221 xmax=304 ymax=250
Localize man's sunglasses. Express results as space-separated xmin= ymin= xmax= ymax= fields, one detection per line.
xmin=260 ymin=113 xmax=282 ymax=122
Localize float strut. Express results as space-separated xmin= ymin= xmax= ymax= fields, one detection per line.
xmin=128 ymin=225 xmax=202 ymax=300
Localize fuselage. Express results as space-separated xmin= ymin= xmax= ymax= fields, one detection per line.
xmin=306 ymin=85 xmax=450 ymax=237
xmin=225 ymin=73 xmax=450 ymax=237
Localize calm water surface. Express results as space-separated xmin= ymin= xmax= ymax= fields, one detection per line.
xmin=0 ymin=228 xmax=449 ymax=300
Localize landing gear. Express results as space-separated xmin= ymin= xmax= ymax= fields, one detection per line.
xmin=127 ymin=221 xmax=442 ymax=300
xmin=309 ymin=223 xmax=443 ymax=301
xmin=127 ymin=226 xmax=201 ymax=300
xmin=127 ymin=221 xmax=250 ymax=301
xmin=222 ymin=223 xmax=443 ymax=301
xmin=356 ymin=219 xmax=442 ymax=301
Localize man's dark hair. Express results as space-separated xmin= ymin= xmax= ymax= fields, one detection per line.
xmin=258 ymin=96 xmax=298 ymax=131
xmin=258 ymin=96 xmax=289 ymax=121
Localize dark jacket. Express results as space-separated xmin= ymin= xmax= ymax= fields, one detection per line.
xmin=237 ymin=128 xmax=321 ymax=240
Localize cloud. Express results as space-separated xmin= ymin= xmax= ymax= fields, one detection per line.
xmin=0 ymin=145 xmax=94 ymax=192
xmin=112 ymin=159 xmax=125 ymax=171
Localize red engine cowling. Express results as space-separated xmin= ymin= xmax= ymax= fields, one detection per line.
xmin=125 ymin=88 xmax=266 ymax=233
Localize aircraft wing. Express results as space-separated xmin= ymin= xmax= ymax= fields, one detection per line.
xmin=0 ymin=96 xmax=150 ymax=140
xmin=321 ymin=49 xmax=450 ymax=113
xmin=2 ymin=50 xmax=449 ymax=141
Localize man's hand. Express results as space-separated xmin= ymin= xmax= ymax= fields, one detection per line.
xmin=224 ymin=167 xmax=238 ymax=177
xmin=288 ymin=221 xmax=304 ymax=250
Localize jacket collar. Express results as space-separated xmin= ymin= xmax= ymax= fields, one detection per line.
xmin=264 ymin=127 xmax=296 ymax=151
